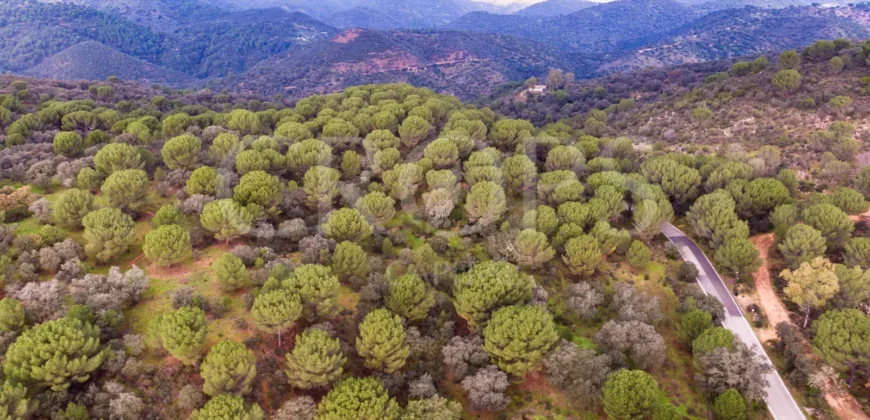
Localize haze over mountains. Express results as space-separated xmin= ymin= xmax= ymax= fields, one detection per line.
xmin=8 ymin=0 xmax=870 ymax=99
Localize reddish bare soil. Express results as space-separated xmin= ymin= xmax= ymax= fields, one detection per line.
xmin=750 ymin=234 xmax=870 ymax=420
xmin=750 ymin=234 xmax=791 ymax=343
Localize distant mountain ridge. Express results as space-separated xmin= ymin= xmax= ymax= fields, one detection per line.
xmin=326 ymin=0 xmax=467 ymax=29
xmin=446 ymin=0 xmax=701 ymax=53
xmin=25 ymin=41 xmax=197 ymax=86
xmin=219 ymin=28 xmax=593 ymax=100
xmin=515 ymin=0 xmax=599 ymax=16
xmin=9 ymin=0 xmax=870 ymax=104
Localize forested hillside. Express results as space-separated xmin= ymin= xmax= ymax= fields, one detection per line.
xmin=2 ymin=0 xmax=335 ymax=80
xmin=219 ymin=28 xmax=593 ymax=100
xmin=0 ymin=35 xmax=868 ymax=420
xmin=6 ymin=0 xmax=870 ymax=102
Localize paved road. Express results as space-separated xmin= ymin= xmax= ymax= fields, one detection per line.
xmin=660 ymin=223 xmax=805 ymax=420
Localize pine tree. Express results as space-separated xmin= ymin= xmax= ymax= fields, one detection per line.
xmin=356 ymin=308 xmax=410 ymax=373
xmin=303 ymin=166 xmax=341 ymax=211
xmin=331 ymin=241 xmax=369 ymax=281
xmin=251 ymin=289 xmax=301 ymax=346
xmin=143 ymin=224 xmax=192 ymax=267
xmin=200 ymin=199 xmax=253 ymax=244
xmin=812 ymin=309 xmax=870 ymax=388
xmin=4 ymin=316 xmax=107 ymax=391
xmin=626 ymin=240 xmax=651 ymax=269
xmin=186 ymin=166 xmax=219 ymax=196
xmin=162 ymin=134 xmax=201 ymax=170
xmin=152 ymin=305 xmax=207 ymax=365
xmin=316 ymin=377 xmax=400 ymax=420
xmin=514 ymin=229 xmax=555 ymax=268
xmin=782 ymin=257 xmax=840 ymax=328
xmin=190 ymin=394 xmax=263 ymax=420
xmin=563 ymin=235 xmax=601 ymax=277
xmin=82 ymin=208 xmax=137 ymax=263
xmin=200 ymin=340 xmax=257 ymax=396
xmin=53 ymin=188 xmax=94 ymax=229
xmin=453 ymin=261 xmax=533 ymax=326
xmin=321 ymin=208 xmax=373 ymax=243
xmin=213 ymin=253 xmax=250 ymax=292
xmin=101 ymin=169 xmax=149 ymax=212
xmin=483 ymin=305 xmax=558 ymax=376
xmin=0 ymin=298 xmax=24 ymax=332
xmin=601 ymin=370 xmax=660 ymax=420
xmin=283 ymin=264 xmax=340 ymax=322
xmin=713 ymin=238 xmax=762 ymax=281
xmin=712 ymin=389 xmax=747 ymax=420
xmin=384 ymin=273 xmax=435 ymax=321
xmin=464 ymin=181 xmax=506 ymax=226
xmin=354 ymin=191 xmax=396 ymax=227
xmin=284 ymin=329 xmax=346 ymax=389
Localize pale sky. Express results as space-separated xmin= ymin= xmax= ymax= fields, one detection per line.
xmin=471 ymin=0 xmax=612 ymax=5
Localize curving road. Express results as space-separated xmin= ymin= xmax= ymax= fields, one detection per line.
xmin=660 ymin=222 xmax=805 ymax=420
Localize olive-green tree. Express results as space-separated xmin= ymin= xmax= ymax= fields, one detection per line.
xmin=778 ymin=224 xmax=827 ymax=269
xmin=514 ymin=229 xmax=555 ymax=268
xmin=356 ymin=308 xmax=410 ymax=373
xmin=483 ymin=305 xmax=558 ymax=376
xmin=812 ymin=309 xmax=870 ymax=388
xmin=502 ymin=154 xmax=537 ymax=195
xmin=332 ymin=241 xmax=369 ymax=281
xmin=94 ymin=143 xmax=144 ymax=175
xmin=213 ymin=253 xmax=250 ymax=291
xmin=563 ymin=235 xmax=601 ymax=277
xmin=772 ymin=69 xmax=801 ymax=92
xmin=82 ymin=208 xmax=137 ymax=263
xmin=190 ymin=394 xmax=263 ymax=420
xmin=802 ymin=203 xmax=854 ymax=248
xmin=453 ymin=261 xmax=533 ymax=326
xmin=626 ymin=240 xmax=651 ymax=269
xmin=464 ymin=181 xmax=506 ymax=226
xmin=284 ymin=328 xmax=346 ymax=389
xmin=0 ymin=298 xmax=25 ymax=332
xmin=3 ymin=316 xmax=107 ymax=391
xmin=304 ymin=166 xmax=341 ymax=211
xmin=782 ymin=257 xmax=840 ymax=328
xmin=101 ymin=169 xmax=149 ymax=212
xmin=712 ymin=389 xmax=747 ymax=420
xmin=354 ymin=191 xmax=396 ymax=227
xmin=186 ymin=166 xmax=220 ymax=196
xmin=713 ymin=238 xmax=762 ymax=281
xmin=208 ymin=133 xmax=242 ymax=165
xmin=226 ymin=109 xmax=260 ymax=135
xmin=384 ymin=273 xmax=435 ymax=321
xmin=53 ymin=132 xmax=85 ymax=157
xmin=601 ymin=370 xmax=660 ymax=420
xmin=200 ymin=199 xmax=253 ymax=244
xmin=234 ymin=170 xmax=284 ymax=210
xmin=152 ymin=204 xmax=185 ymax=228
xmin=398 ymin=116 xmax=432 ymax=148
xmin=322 ymin=208 xmax=373 ymax=243
xmin=283 ymin=264 xmax=340 ymax=322
xmin=382 ymin=163 xmax=424 ymax=202
xmin=251 ymin=289 xmax=302 ymax=346
xmin=200 ymin=340 xmax=257 ymax=396
xmin=316 ymin=377 xmax=400 ymax=420
xmin=152 ymin=305 xmax=207 ymax=365
xmin=162 ymin=134 xmax=201 ymax=170
xmin=53 ymin=188 xmax=94 ymax=229
xmin=143 ymin=224 xmax=192 ymax=267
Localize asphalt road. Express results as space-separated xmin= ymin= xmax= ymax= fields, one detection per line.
xmin=660 ymin=222 xmax=805 ymax=420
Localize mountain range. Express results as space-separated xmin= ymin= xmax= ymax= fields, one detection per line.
xmin=9 ymin=0 xmax=870 ymax=100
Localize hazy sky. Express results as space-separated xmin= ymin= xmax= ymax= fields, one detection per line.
xmin=472 ymin=0 xmax=611 ymax=5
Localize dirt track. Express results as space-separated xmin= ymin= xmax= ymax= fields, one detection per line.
xmin=750 ymin=233 xmax=869 ymax=420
